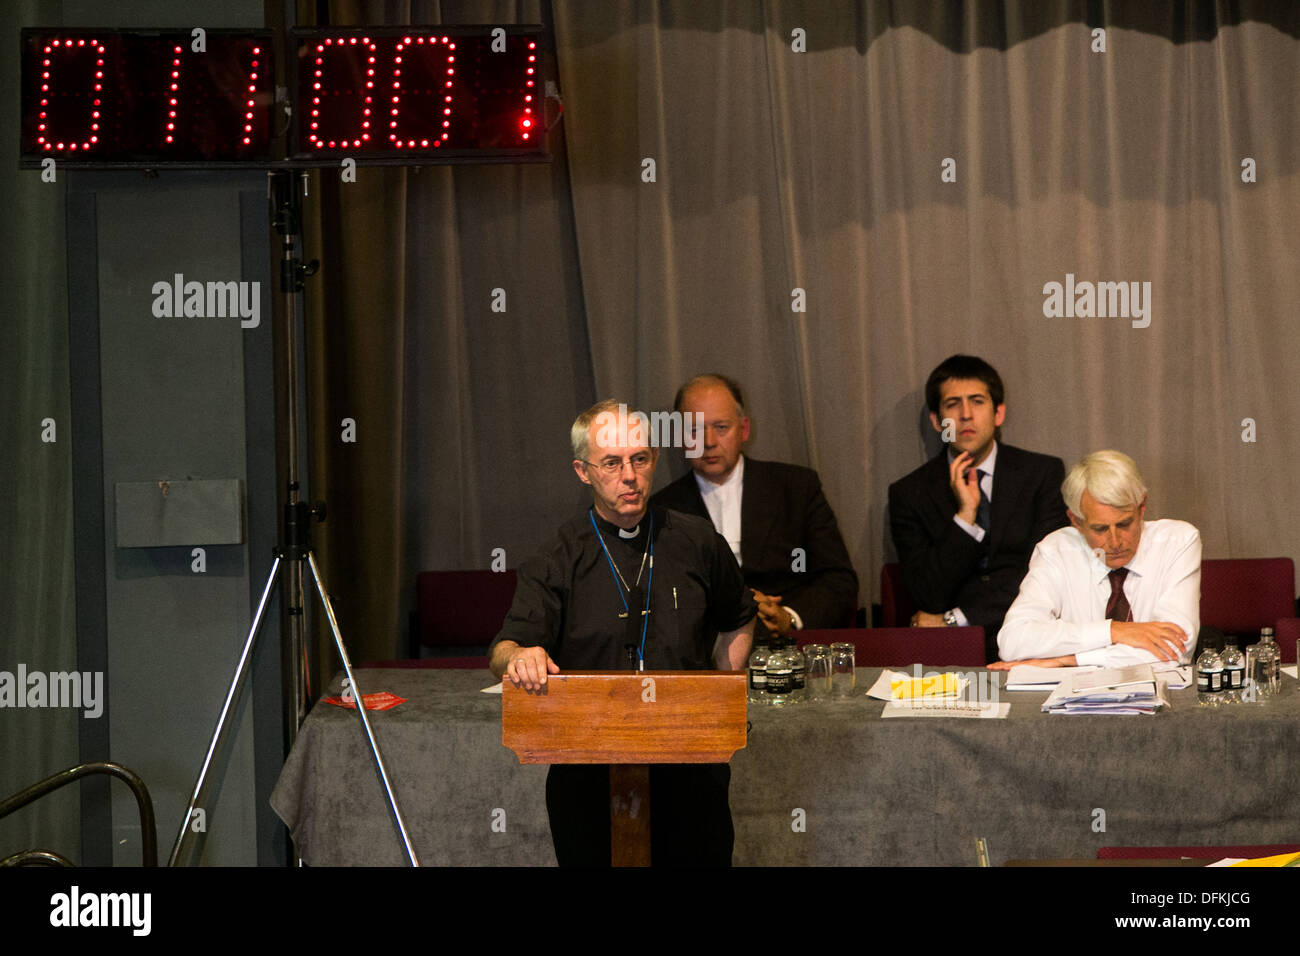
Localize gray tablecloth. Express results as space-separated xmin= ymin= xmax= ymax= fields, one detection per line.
xmin=270 ymin=668 xmax=1300 ymax=866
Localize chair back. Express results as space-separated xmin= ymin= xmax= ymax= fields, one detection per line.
xmin=879 ymin=563 xmax=916 ymax=628
xmin=416 ymin=569 xmax=517 ymax=651
xmin=1200 ymin=558 xmax=1294 ymax=636
xmin=1270 ymin=617 xmax=1300 ymax=665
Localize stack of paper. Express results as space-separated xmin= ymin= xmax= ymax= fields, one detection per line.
xmin=1005 ymin=664 xmax=1097 ymax=691
xmin=1007 ymin=662 xmax=1191 ymax=691
xmin=1041 ymin=664 xmax=1167 ymax=715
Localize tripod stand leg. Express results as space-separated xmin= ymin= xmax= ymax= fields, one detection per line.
xmin=306 ymin=551 xmax=420 ymax=867
xmin=169 ymin=556 xmax=282 ymax=867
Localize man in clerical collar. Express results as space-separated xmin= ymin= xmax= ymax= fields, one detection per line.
xmin=490 ymin=399 xmax=756 ymax=866
xmin=888 ymin=355 xmax=1068 ymax=661
xmin=651 ymin=374 xmax=858 ymax=637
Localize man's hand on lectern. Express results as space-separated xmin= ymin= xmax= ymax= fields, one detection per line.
xmin=496 ymin=641 xmax=560 ymax=692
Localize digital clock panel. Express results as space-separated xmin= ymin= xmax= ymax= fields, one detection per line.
xmin=19 ymin=29 xmax=275 ymax=166
xmin=290 ymin=27 xmax=544 ymax=160
xmin=19 ymin=26 xmax=548 ymax=168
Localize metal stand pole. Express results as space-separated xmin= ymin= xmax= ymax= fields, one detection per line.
xmin=168 ymin=557 xmax=281 ymax=867
xmin=167 ymin=171 xmax=419 ymax=867
xmin=306 ymin=553 xmax=419 ymax=865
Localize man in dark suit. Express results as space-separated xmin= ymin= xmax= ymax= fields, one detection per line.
xmin=887 ymin=355 xmax=1067 ymax=661
xmin=650 ymin=374 xmax=858 ymax=636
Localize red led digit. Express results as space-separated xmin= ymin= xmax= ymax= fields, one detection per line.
xmin=164 ymin=45 xmax=181 ymax=144
xmin=389 ymin=34 xmax=454 ymax=149
xmin=308 ymin=36 xmax=377 ymax=150
xmin=36 ymin=37 xmax=105 ymax=153
xmin=244 ymin=45 xmax=261 ymax=145
xmin=521 ymin=40 xmax=537 ymax=141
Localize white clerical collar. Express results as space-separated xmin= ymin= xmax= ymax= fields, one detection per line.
xmin=694 ymin=453 xmax=744 ymax=497
xmin=948 ymin=440 xmax=998 ymax=478
xmin=618 ymin=525 xmax=640 ymax=539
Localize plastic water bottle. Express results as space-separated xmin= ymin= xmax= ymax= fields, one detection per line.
xmin=1220 ymin=640 xmax=1245 ymax=704
xmin=787 ymin=641 xmax=806 ymax=702
xmin=1195 ymin=641 xmax=1223 ymax=707
xmin=764 ymin=638 xmax=793 ymax=707
xmin=747 ymin=640 xmax=769 ymax=704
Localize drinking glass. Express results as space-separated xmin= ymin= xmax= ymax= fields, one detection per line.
xmin=830 ymin=642 xmax=856 ymax=698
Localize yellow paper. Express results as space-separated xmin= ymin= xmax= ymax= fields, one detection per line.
xmin=1230 ymin=851 xmax=1300 ymax=867
xmin=890 ymin=673 xmax=960 ymax=699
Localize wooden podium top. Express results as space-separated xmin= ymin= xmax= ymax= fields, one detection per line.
xmin=501 ymin=670 xmax=748 ymax=764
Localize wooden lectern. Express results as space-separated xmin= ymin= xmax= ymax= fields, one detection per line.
xmin=502 ymin=671 xmax=747 ymax=866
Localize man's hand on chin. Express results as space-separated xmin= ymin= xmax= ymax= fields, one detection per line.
xmin=987 ymin=655 xmax=1077 ymax=671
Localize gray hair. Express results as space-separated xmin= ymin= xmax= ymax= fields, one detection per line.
xmin=569 ymin=400 xmax=629 ymax=463
xmin=1061 ymin=450 xmax=1148 ymax=517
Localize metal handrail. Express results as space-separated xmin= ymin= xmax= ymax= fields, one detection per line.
xmin=0 ymin=849 xmax=75 ymax=867
xmin=0 ymin=761 xmax=157 ymax=867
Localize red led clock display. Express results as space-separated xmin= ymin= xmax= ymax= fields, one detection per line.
xmin=18 ymin=26 xmax=547 ymax=167
xmin=19 ymin=29 xmax=274 ymax=165
xmin=291 ymin=28 xmax=542 ymax=157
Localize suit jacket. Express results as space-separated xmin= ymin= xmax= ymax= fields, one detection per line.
xmin=887 ymin=443 xmax=1067 ymax=660
xmin=650 ymin=457 xmax=859 ymax=629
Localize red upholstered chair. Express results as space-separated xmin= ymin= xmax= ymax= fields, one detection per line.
xmin=364 ymin=570 xmax=515 ymax=667
xmin=879 ymin=563 xmax=916 ymax=628
xmin=1098 ymin=844 xmax=1300 ymax=861
xmin=796 ymin=626 xmax=985 ymax=667
xmin=1199 ymin=558 xmax=1294 ymax=639
xmin=1273 ymin=617 xmax=1300 ymax=665
xmin=414 ymin=569 xmax=517 ymax=655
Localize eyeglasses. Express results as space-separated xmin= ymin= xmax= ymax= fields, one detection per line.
xmin=581 ymin=453 xmax=654 ymax=476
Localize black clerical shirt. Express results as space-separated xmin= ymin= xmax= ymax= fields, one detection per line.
xmin=492 ymin=507 xmax=757 ymax=670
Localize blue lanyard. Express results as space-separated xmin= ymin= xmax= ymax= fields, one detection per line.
xmin=589 ymin=509 xmax=654 ymax=668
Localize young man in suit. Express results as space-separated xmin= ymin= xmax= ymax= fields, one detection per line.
xmin=650 ymin=374 xmax=858 ymax=637
xmin=887 ymin=355 xmax=1067 ymax=661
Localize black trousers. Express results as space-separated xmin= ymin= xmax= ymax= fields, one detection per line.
xmin=544 ymin=763 xmax=734 ymax=867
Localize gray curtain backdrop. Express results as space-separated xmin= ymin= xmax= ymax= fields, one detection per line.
xmin=4 ymin=0 xmax=1298 ymax=852
xmin=301 ymin=0 xmax=1300 ymax=678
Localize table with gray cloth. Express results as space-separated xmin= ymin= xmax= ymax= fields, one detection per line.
xmin=270 ymin=668 xmax=1300 ymax=866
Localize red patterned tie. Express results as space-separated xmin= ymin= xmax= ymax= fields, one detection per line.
xmin=1105 ymin=568 xmax=1133 ymax=622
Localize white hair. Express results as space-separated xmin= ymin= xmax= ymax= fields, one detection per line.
xmin=571 ymin=399 xmax=655 ymax=461
xmin=1061 ymin=450 xmax=1148 ymax=516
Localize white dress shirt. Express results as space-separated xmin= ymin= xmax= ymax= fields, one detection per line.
xmin=695 ymin=454 xmax=744 ymax=564
xmin=997 ymin=518 xmax=1201 ymax=667
xmin=694 ymin=454 xmax=804 ymax=629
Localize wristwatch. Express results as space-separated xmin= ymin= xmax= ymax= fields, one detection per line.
xmin=943 ymin=610 xmax=958 ymax=627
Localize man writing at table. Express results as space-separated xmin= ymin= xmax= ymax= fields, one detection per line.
xmin=490 ymin=399 xmax=757 ymax=866
xmin=991 ymin=450 xmax=1200 ymax=670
